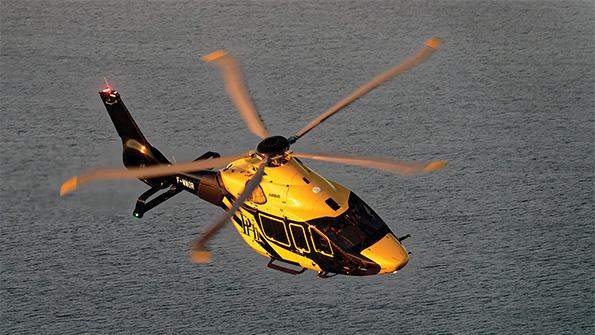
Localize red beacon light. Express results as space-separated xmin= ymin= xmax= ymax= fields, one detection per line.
xmin=102 ymin=78 xmax=113 ymax=94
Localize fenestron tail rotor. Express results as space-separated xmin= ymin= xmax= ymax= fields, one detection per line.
xmin=191 ymin=158 xmax=269 ymax=263
xmin=202 ymin=50 xmax=269 ymax=139
xmin=289 ymin=37 xmax=443 ymax=143
xmin=292 ymin=152 xmax=448 ymax=176
xmin=59 ymin=154 xmax=247 ymax=196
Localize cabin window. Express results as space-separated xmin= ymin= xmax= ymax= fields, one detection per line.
xmin=289 ymin=223 xmax=310 ymax=253
xmin=260 ymin=214 xmax=290 ymax=247
xmin=309 ymin=227 xmax=333 ymax=257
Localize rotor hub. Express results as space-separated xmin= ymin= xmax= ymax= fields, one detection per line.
xmin=256 ymin=136 xmax=290 ymax=156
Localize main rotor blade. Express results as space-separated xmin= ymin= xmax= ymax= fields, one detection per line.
xmin=59 ymin=153 xmax=246 ymax=196
xmin=202 ymin=50 xmax=269 ymax=139
xmin=292 ymin=152 xmax=447 ymax=176
xmin=292 ymin=37 xmax=443 ymax=142
xmin=191 ymin=158 xmax=269 ymax=263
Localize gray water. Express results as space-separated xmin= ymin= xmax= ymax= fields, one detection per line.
xmin=1 ymin=1 xmax=593 ymax=334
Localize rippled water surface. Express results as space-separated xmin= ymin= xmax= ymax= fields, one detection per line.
xmin=2 ymin=1 xmax=593 ymax=334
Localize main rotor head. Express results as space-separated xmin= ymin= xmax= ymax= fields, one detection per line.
xmin=256 ymin=135 xmax=291 ymax=166
xmin=256 ymin=136 xmax=290 ymax=156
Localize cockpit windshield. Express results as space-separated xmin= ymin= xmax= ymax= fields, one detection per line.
xmin=310 ymin=192 xmax=390 ymax=252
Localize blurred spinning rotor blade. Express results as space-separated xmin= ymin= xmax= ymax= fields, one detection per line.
xmin=59 ymin=154 xmax=246 ymax=196
xmin=292 ymin=37 xmax=443 ymax=141
xmin=191 ymin=158 xmax=269 ymax=263
xmin=202 ymin=50 xmax=269 ymax=139
xmin=292 ymin=152 xmax=447 ymax=176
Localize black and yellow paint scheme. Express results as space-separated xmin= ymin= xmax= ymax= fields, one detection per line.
xmin=219 ymin=155 xmax=409 ymax=276
xmin=91 ymin=89 xmax=409 ymax=276
xmin=61 ymin=38 xmax=446 ymax=277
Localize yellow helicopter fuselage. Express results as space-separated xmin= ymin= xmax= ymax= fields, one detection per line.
xmin=218 ymin=155 xmax=409 ymax=276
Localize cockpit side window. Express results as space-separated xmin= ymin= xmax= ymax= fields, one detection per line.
xmin=346 ymin=193 xmax=386 ymax=233
xmin=310 ymin=192 xmax=390 ymax=252
xmin=325 ymin=218 xmax=367 ymax=250
xmin=309 ymin=227 xmax=333 ymax=257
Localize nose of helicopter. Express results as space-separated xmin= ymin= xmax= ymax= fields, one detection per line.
xmin=360 ymin=233 xmax=409 ymax=274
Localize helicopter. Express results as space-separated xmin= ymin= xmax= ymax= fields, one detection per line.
xmin=60 ymin=37 xmax=447 ymax=277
